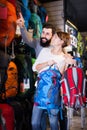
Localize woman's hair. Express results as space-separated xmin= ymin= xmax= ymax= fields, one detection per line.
xmin=56 ymin=31 xmax=71 ymax=48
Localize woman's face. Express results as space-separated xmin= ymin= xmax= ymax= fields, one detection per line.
xmin=51 ymin=33 xmax=64 ymax=47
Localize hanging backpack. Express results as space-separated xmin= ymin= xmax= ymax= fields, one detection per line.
xmin=61 ymin=66 xmax=86 ymax=109
xmin=32 ymin=0 xmax=48 ymax=24
xmin=0 ymin=51 xmax=18 ymax=100
xmin=37 ymin=5 xmax=48 ymax=24
xmin=29 ymin=13 xmax=42 ymax=38
xmin=13 ymin=43 xmax=35 ymax=99
xmin=19 ymin=0 xmax=31 ymax=29
xmin=34 ymin=65 xmax=62 ymax=111
xmin=0 ymin=0 xmax=17 ymax=48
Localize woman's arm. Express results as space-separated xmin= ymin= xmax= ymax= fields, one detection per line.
xmin=35 ymin=60 xmax=56 ymax=72
xmin=32 ymin=48 xmax=56 ymax=72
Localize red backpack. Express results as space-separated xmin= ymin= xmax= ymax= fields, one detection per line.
xmin=61 ymin=66 xmax=86 ymax=109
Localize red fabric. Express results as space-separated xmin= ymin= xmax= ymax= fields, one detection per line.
xmin=7 ymin=0 xmax=16 ymax=8
xmin=62 ymin=80 xmax=69 ymax=106
xmin=0 ymin=6 xmax=7 ymax=19
xmin=0 ymin=103 xmax=15 ymax=130
xmin=61 ymin=67 xmax=85 ymax=108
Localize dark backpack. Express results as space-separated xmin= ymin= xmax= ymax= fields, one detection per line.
xmin=14 ymin=43 xmax=35 ymax=99
xmin=37 ymin=5 xmax=48 ymax=24
xmin=34 ymin=66 xmax=62 ymax=110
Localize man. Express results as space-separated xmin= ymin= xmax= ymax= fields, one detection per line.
xmin=16 ymin=12 xmax=56 ymax=130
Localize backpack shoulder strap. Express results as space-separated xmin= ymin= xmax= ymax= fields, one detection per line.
xmin=64 ymin=67 xmax=76 ymax=90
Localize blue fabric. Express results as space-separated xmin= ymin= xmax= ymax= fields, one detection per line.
xmin=21 ymin=0 xmax=31 ymax=29
xmin=38 ymin=6 xmax=48 ymax=24
xmin=21 ymin=8 xmax=31 ymax=29
xmin=21 ymin=0 xmax=28 ymax=7
xmin=74 ymin=56 xmax=83 ymax=68
xmin=34 ymin=66 xmax=62 ymax=110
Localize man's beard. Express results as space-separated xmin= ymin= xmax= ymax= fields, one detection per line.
xmin=40 ymin=37 xmax=51 ymax=47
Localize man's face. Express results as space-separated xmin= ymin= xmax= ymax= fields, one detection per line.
xmin=40 ymin=28 xmax=53 ymax=47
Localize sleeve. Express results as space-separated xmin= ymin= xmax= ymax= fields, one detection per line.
xmin=20 ymin=27 xmax=38 ymax=49
xmin=32 ymin=48 xmax=48 ymax=72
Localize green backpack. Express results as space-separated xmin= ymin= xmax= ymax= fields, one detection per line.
xmin=29 ymin=13 xmax=42 ymax=38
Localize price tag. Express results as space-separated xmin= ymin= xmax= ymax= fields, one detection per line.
xmin=23 ymin=78 xmax=30 ymax=90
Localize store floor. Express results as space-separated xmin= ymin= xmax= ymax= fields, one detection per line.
xmin=47 ymin=107 xmax=87 ymax=130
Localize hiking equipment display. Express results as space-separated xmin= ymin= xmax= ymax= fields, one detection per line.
xmin=34 ymin=65 xmax=62 ymax=110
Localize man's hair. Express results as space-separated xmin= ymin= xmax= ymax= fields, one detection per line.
xmin=43 ymin=23 xmax=56 ymax=35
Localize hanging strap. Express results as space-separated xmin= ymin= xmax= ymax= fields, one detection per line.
xmin=10 ymin=40 xmax=16 ymax=59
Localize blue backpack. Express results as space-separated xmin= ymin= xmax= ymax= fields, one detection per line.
xmin=37 ymin=6 xmax=48 ymax=24
xmin=34 ymin=66 xmax=62 ymax=110
xmin=20 ymin=0 xmax=31 ymax=29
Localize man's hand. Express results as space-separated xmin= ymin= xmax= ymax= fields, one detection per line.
xmin=16 ymin=12 xmax=25 ymax=28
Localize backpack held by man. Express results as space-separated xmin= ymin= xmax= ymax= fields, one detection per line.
xmin=34 ymin=65 xmax=62 ymax=110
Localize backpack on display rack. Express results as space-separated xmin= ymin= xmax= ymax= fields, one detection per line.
xmin=0 ymin=103 xmax=15 ymax=130
xmin=0 ymin=38 xmax=18 ymax=101
xmin=29 ymin=13 xmax=42 ymax=38
xmin=0 ymin=0 xmax=17 ymax=48
xmin=14 ymin=43 xmax=35 ymax=100
xmin=37 ymin=5 xmax=48 ymax=24
xmin=0 ymin=49 xmax=18 ymax=101
xmin=33 ymin=0 xmax=48 ymax=24
xmin=18 ymin=0 xmax=31 ymax=29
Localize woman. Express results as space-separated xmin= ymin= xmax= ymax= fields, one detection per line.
xmin=32 ymin=31 xmax=76 ymax=130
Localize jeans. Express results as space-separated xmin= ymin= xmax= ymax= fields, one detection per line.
xmin=41 ymin=111 xmax=47 ymax=130
xmin=31 ymin=105 xmax=59 ymax=130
